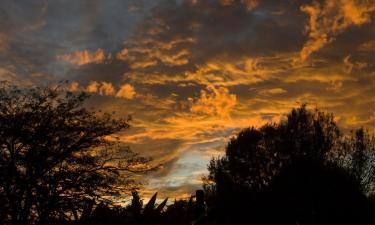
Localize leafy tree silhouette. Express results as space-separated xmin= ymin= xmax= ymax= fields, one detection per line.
xmin=259 ymin=158 xmax=373 ymax=225
xmin=0 ymin=83 xmax=149 ymax=225
xmin=204 ymin=105 xmax=374 ymax=225
xmin=344 ymin=128 xmax=375 ymax=196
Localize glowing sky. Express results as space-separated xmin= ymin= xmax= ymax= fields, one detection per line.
xmin=1 ymin=0 xmax=375 ymax=200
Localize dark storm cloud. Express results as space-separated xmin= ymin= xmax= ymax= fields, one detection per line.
xmin=0 ymin=0 xmax=159 ymax=84
xmin=149 ymin=0 xmax=305 ymax=57
xmin=118 ymin=0 xmax=310 ymax=84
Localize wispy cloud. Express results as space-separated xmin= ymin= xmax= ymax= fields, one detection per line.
xmin=69 ymin=81 xmax=136 ymax=100
xmin=57 ymin=49 xmax=110 ymax=65
xmin=297 ymin=0 xmax=375 ymax=62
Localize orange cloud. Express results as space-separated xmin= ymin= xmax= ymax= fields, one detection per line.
xmin=241 ymin=0 xmax=259 ymax=10
xmin=343 ymin=55 xmax=367 ymax=73
xmin=86 ymin=81 xmax=99 ymax=93
xmin=189 ymin=86 xmax=237 ymax=117
xmin=326 ymin=81 xmax=343 ymax=93
xmin=121 ymin=53 xmax=289 ymax=87
xmin=258 ymin=88 xmax=287 ymax=96
xmin=130 ymin=60 xmax=158 ymax=69
xmin=99 ymin=82 xmax=115 ymax=96
xmin=0 ymin=68 xmax=25 ymax=84
xmin=116 ymin=84 xmax=136 ymax=99
xmin=219 ymin=0 xmax=233 ymax=5
xmin=183 ymin=56 xmax=278 ymax=87
xmin=358 ymin=40 xmax=375 ymax=52
xmin=116 ymin=48 xmax=129 ymax=60
xmin=219 ymin=0 xmax=258 ymax=10
xmin=57 ymin=49 xmax=108 ymax=65
xmin=117 ymin=37 xmax=194 ymax=70
xmin=68 ymin=81 xmax=136 ymax=100
xmin=297 ymin=0 xmax=375 ymax=62
xmin=68 ymin=81 xmax=80 ymax=92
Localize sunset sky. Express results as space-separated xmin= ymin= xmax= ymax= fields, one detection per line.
xmin=1 ymin=0 xmax=375 ymax=200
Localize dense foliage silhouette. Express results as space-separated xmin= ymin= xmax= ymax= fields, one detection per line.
xmin=259 ymin=159 xmax=373 ymax=225
xmin=0 ymin=83 xmax=149 ymax=225
xmin=0 ymin=84 xmax=374 ymax=225
xmin=203 ymin=105 xmax=374 ymax=225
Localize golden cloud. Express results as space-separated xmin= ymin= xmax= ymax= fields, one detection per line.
xmin=57 ymin=49 xmax=109 ymax=65
xmin=297 ymin=0 xmax=375 ymax=62
xmin=358 ymin=40 xmax=375 ymax=51
xmin=68 ymin=81 xmax=80 ymax=92
xmin=86 ymin=81 xmax=99 ymax=93
xmin=240 ymin=0 xmax=259 ymax=10
xmin=343 ymin=55 xmax=367 ymax=73
xmin=116 ymin=48 xmax=129 ymax=61
xmin=189 ymin=86 xmax=237 ymax=117
xmin=116 ymin=84 xmax=136 ymax=100
xmin=258 ymin=88 xmax=287 ymax=96
xmin=99 ymin=82 xmax=115 ymax=96
xmin=68 ymin=81 xmax=136 ymax=100
xmin=117 ymin=36 xmax=195 ymax=70
xmin=219 ymin=0 xmax=258 ymax=10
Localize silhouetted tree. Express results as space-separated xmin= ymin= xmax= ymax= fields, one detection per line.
xmin=0 ymin=83 xmax=149 ymax=225
xmin=343 ymin=128 xmax=375 ymax=196
xmin=205 ymin=105 xmax=341 ymax=194
xmin=259 ymin=159 xmax=373 ymax=225
xmin=204 ymin=105 xmax=374 ymax=225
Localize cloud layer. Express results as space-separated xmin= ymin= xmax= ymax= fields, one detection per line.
xmin=0 ymin=0 xmax=375 ymax=200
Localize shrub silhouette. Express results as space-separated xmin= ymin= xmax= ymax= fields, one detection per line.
xmin=79 ymin=190 xmax=207 ymax=225
xmin=80 ymin=192 xmax=170 ymax=225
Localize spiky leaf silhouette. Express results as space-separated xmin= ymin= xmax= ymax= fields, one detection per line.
xmin=156 ymin=197 xmax=169 ymax=213
xmin=143 ymin=192 xmax=157 ymax=215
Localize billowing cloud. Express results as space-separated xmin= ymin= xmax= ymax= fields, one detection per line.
xmin=68 ymin=81 xmax=80 ymax=92
xmin=99 ymin=81 xmax=116 ymax=96
xmin=86 ymin=81 xmax=99 ymax=93
xmin=189 ymin=86 xmax=237 ymax=117
xmin=116 ymin=84 xmax=136 ymax=99
xmin=57 ymin=49 xmax=109 ymax=65
xmin=297 ymin=0 xmax=375 ymax=62
xmin=68 ymin=81 xmax=136 ymax=100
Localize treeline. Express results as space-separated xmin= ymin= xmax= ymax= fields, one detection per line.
xmin=0 ymin=84 xmax=374 ymax=225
